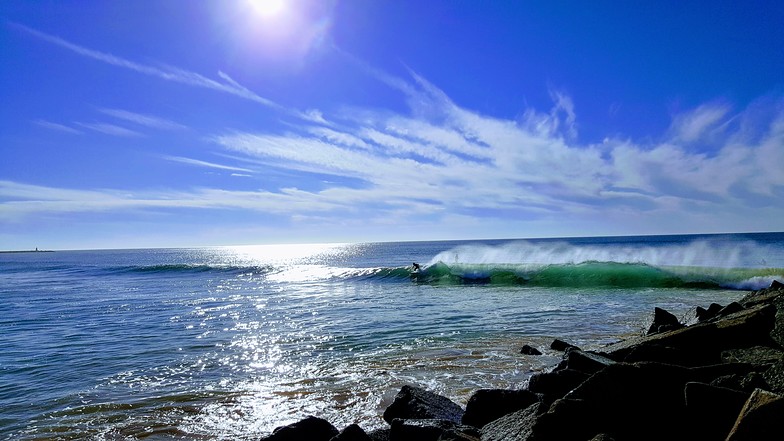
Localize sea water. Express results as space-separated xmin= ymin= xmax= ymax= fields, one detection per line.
xmin=1 ymin=233 xmax=783 ymax=439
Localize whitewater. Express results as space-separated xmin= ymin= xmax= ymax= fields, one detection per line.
xmin=1 ymin=233 xmax=782 ymax=439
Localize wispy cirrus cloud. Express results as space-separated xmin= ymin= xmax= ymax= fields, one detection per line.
xmin=0 ymin=180 xmax=343 ymax=221
xmin=34 ymin=120 xmax=83 ymax=134
xmin=75 ymin=122 xmax=143 ymax=137
xmin=99 ymin=108 xmax=188 ymax=131
xmin=163 ymin=155 xmax=254 ymax=173
xmin=670 ymin=102 xmax=732 ymax=143
xmin=12 ymin=23 xmax=281 ymax=110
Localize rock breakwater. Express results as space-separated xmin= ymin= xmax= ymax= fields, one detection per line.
xmin=261 ymin=281 xmax=784 ymax=441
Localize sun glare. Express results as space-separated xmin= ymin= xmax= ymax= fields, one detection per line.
xmin=248 ymin=0 xmax=286 ymax=17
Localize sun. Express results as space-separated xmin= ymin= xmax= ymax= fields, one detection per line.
xmin=248 ymin=0 xmax=286 ymax=17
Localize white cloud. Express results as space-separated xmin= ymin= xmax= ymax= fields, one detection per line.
xmin=14 ymin=23 xmax=281 ymax=109
xmin=209 ymin=77 xmax=783 ymax=232
xmin=99 ymin=109 xmax=188 ymax=131
xmin=34 ymin=120 xmax=83 ymax=134
xmin=75 ymin=122 xmax=143 ymax=137
xmin=163 ymin=156 xmax=255 ymax=173
xmin=670 ymin=102 xmax=732 ymax=143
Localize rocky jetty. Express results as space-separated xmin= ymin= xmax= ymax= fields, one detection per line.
xmin=260 ymin=281 xmax=784 ymax=441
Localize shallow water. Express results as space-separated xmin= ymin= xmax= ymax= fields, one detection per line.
xmin=1 ymin=233 xmax=782 ymax=439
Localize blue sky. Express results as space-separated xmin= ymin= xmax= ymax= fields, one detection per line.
xmin=1 ymin=0 xmax=783 ymax=250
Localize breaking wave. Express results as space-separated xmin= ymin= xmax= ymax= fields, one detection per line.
xmin=355 ymin=239 xmax=784 ymax=289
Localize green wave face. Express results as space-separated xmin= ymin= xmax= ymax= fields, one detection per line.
xmin=407 ymin=262 xmax=784 ymax=289
xmin=530 ymin=262 xmax=691 ymax=288
xmin=405 ymin=238 xmax=784 ymax=289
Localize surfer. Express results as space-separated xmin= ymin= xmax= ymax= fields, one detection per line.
xmin=412 ymin=262 xmax=421 ymax=272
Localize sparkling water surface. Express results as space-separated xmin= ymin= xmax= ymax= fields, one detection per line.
xmin=2 ymin=234 xmax=783 ymax=439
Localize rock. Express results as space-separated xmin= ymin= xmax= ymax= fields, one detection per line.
xmin=740 ymin=282 xmax=784 ymax=308
xmin=710 ymin=372 xmax=769 ymax=394
xmin=683 ymin=382 xmax=749 ymax=440
xmin=611 ymin=343 xmax=710 ymax=366
xmin=688 ymin=362 xmax=756 ymax=383
xmin=772 ymin=279 xmax=784 ymax=290
xmin=696 ymin=303 xmax=724 ymax=322
xmin=367 ymin=428 xmax=390 ymax=441
xmin=762 ymin=358 xmax=784 ymax=394
xmin=550 ymin=339 xmax=580 ymax=352
xmin=480 ymin=402 xmax=541 ymax=441
xmin=262 ymin=416 xmax=339 ymax=441
xmin=716 ymin=302 xmax=744 ymax=319
xmin=560 ymin=362 xmax=694 ymax=440
xmin=389 ymin=419 xmax=480 ymax=441
xmin=330 ymin=424 xmax=372 ymax=441
xmin=721 ymin=346 xmax=784 ymax=366
xmin=603 ymin=303 xmax=777 ymax=362
xmin=726 ymin=388 xmax=784 ymax=440
xmin=646 ymin=307 xmax=684 ymax=335
xmin=520 ymin=344 xmax=542 ymax=355
xmin=561 ymin=349 xmax=616 ymax=375
xmin=589 ymin=435 xmax=616 ymax=441
xmin=531 ymin=398 xmax=598 ymax=441
xmin=462 ymin=389 xmax=539 ymax=429
xmin=527 ymin=368 xmax=590 ymax=399
xmin=383 ymin=385 xmax=464 ymax=425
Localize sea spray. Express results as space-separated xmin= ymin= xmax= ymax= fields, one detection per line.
xmin=427 ymin=238 xmax=779 ymax=269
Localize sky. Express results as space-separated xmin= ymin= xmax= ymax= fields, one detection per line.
xmin=1 ymin=0 xmax=783 ymax=250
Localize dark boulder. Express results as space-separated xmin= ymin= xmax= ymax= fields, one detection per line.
xmin=530 ymin=398 xmax=599 ymax=441
xmin=688 ymin=362 xmax=757 ymax=383
xmin=740 ymin=281 xmax=784 ymax=308
xmin=589 ymin=435 xmax=616 ymax=441
xmin=558 ymin=362 xmax=694 ymax=440
xmin=696 ymin=303 xmax=724 ymax=322
xmin=520 ymin=344 xmax=542 ymax=355
xmin=527 ymin=368 xmax=590 ymax=399
xmin=550 ymin=339 xmax=580 ymax=352
xmin=330 ymin=424 xmax=372 ymax=441
xmin=480 ymin=402 xmax=541 ymax=441
xmin=711 ymin=372 xmax=769 ymax=394
xmin=383 ymin=385 xmax=464 ymax=425
xmin=367 ymin=428 xmax=390 ymax=441
xmin=462 ymin=389 xmax=539 ymax=429
xmin=646 ymin=307 xmax=684 ymax=335
xmin=603 ymin=302 xmax=777 ymax=362
xmin=261 ymin=416 xmax=339 ymax=441
xmin=389 ymin=419 xmax=480 ymax=441
xmin=762 ymin=358 xmax=784 ymax=394
xmin=726 ymin=388 xmax=784 ymax=440
xmin=721 ymin=346 xmax=784 ymax=366
xmin=615 ymin=343 xmax=713 ymax=366
xmin=561 ymin=349 xmax=616 ymax=375
xmin=716 ymin=302 xmax=744 ymax=319
xmin=683 ymin=382 xmax=750 ymax=440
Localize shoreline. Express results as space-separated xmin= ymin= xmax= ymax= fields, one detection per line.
xmin=261 ymin=280 xmax=784 ymax=440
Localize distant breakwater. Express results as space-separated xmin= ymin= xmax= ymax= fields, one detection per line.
xmin=0 ymin=249 xmax=53 ymax=253
xmin=259 ymin=280 xmax=784 ymax=440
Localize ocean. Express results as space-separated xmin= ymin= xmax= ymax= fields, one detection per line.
xmin=2 ymin=232 xmax=783 ymax=439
